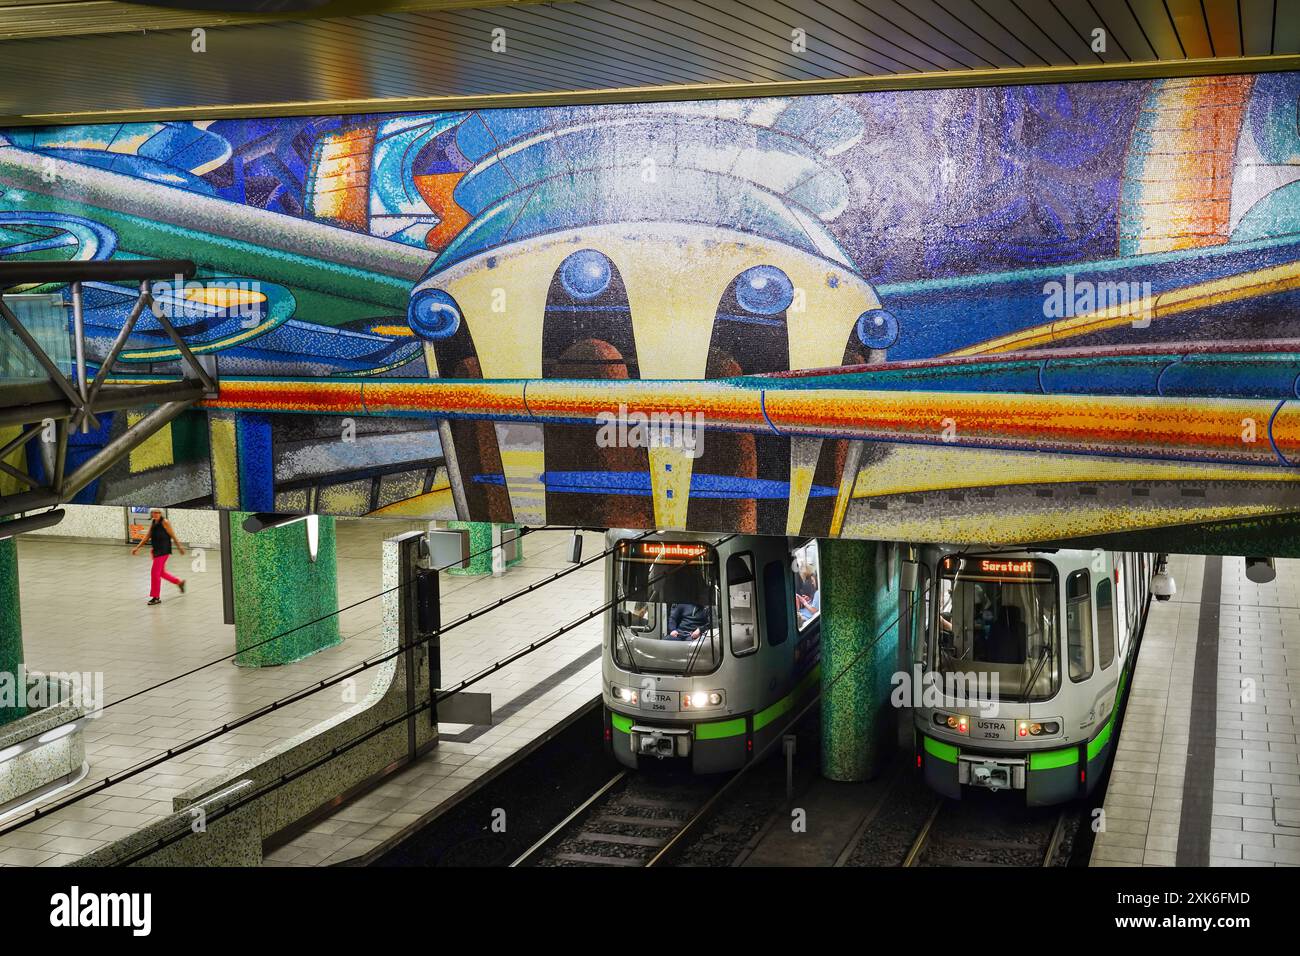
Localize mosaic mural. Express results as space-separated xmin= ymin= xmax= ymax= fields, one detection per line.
xmin=3 ymin=72 xmax=1300 ymax=544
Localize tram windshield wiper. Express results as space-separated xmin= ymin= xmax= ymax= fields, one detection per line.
xmin=612 ymin=593 xmax=642 ymax=675
xmin=1018 ymin=643 xmax=1051 ymax=701
xmin=683 ymin=629 xmax=712 ymax=675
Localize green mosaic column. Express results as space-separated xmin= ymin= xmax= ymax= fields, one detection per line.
xmin=230 ymin=512 xmax=340 ymax=666
xmin=0 ymin=534 xmax=23 ymax=726
xmin=446 ymin=521 xmax=524 ymax=575
xmin=820 ymin=539 xmax=901 ymax=782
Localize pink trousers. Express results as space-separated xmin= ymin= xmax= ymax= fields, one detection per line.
xmin=150 ymin=554 xmax=181 ymax=598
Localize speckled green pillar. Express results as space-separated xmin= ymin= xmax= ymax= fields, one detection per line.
xmin=0 ymin=534 xmax=23 ymax=725
xmin=446 ymin=521 xmax=524 ymax=575
xmin=820 ymin=539 xmax=900 ymax=782
xmin=230 ymin=512 xmax=340 ymax=666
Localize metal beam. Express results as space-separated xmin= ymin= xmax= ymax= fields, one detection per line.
xmin=0 ymin=458 xmax=37 ymax=488
xmin=59 ymin=400 xmax=194 ymax=500
xmin=71 ymin=281 xmax=153 ymax=431
xmin=0 ymin=259 xmax=196 ymax=286
xmin=151 ymin=310 xmax=219 ymax=395
xmin=0 ymin=489 xmax=59 ymax=514
xmin=0 ymin=380 xmax=206 ymax=428
xmin=0 ymin=422 xmax=40 ymax=462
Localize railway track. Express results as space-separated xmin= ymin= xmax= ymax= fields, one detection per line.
xmin=903 ymin=796 xmax=1071 ymax=867
xmin=510 ymin=769 xmax=726 ymax=867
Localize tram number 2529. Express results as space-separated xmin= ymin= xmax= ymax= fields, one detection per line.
xmin=972 ymin=718 xmax=1013 ymax=741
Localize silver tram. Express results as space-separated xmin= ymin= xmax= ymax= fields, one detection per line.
xmin=602 ymin=530 xmax=822 ymax=773
xmin=912 ymin=546 xmax=1162 ymax=806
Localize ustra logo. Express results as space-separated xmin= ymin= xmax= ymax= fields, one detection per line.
xmin=49 ymin=886 xmax=151 ymax=937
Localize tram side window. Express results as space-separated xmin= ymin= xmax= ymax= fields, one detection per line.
xmin=912 ymin=564 xmax=931 ymax=666
xmin=728 ymin=553 xmax=758 ymax=656
xmin=1066 ymin=569 xmax=1094 ymax=682
xmin=1096 ymin=577 xmax=1116 ymax=670
xmin=1126 ymin=554 xmax=1138 ymax=632
xmin=763 ymin=561 xmax=788 ymax=646
xmin=793 ymin=540 xmax=821 ymax=631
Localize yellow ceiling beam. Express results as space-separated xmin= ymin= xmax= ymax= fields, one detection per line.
xmin=0 ymin=0 xmax=543 ymax=41
xmin=6 ymin=53 xmax=1300 ymax=128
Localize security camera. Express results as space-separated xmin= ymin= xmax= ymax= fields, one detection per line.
xmin=1245 ymin=556 xmax=1276 ymax=584
xmin=1150 ymin=555 xmax=1176 ymax=602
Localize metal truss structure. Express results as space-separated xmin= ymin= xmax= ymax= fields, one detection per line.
xmin=0 ymin=259 xmax=216 ymax=519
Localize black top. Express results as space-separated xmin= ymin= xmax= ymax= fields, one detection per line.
xmin=668 ymin=603 xmax=712 ymax=635
xmin=148 ymin=520 xmax=172 ymax=557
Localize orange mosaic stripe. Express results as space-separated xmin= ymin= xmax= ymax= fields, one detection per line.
xmin=203 ymin=378 xmax=1298 ymax=467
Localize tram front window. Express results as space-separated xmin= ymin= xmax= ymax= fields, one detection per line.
xmin=932 ymin=556 xmax=1060 ymax=703
xmin=613 ymin=540 xmax=722 ymax=675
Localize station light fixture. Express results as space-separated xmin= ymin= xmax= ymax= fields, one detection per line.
xmin=241 ymin=511 xmax=320 ymax=561
xmin=241 ymin=512 xmax=311 ymax=533
xmin=1245 ymin=556 xmax=1276 ymax=584
xmin=1150 ymin=554 xmax=1176 ymax=602
xmin=37 ymin=721 xmax=80 ymax=744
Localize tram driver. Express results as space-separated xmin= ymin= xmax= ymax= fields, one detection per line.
xmin=668 ymin=601 xmax=713 ymax=641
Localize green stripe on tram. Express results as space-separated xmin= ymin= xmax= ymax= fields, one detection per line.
xmin=923 ymin=735 xmax=959 ymax=764
xmin=1029 ymin=747 xmax=1078 ymax=771
xmin=1083 ymin=623 xmax=1135 ymax=761
xmin=611 ymin=713 xmax=634 ymax=734
xmin=752 ymin=663 xmax=822 ymax=732
xmin=1087 ymin=716 xmax=1114 ymax=761
xmin=696 ymin=717 xmax=747 ymax=740
xmin=753 ymin=697 xmax=790 ymax=732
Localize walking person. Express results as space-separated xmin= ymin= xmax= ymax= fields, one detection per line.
xmin=130 ymin=508 xmax=186 ymax=606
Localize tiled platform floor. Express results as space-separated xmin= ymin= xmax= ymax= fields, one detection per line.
xmin=1091 ymin=553 xmax=1300 ymax=867
xmin=1 ymin=520 xmax=605 ymax=866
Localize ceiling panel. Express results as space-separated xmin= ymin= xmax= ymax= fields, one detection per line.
xmin=1127 ymin=0 xmax=1188 ymax=59
xmin=1166 ymin=0 xmax=1215 ymax=58
xmin=1240 ymin=0 xmax=1278 ymax=56
xmin=1203 ymin=0 xmax=1244 ymax=57
xmin=0 ymin=0 xmax=1297 ymax=125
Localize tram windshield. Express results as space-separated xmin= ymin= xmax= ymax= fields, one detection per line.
xmin=932 ymin=555 xmax=1060 ymax=703
xmin=612 ymin=540 xmax=722 ymax=675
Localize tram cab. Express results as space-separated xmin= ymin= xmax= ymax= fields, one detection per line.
xmin=602 ymin=531 xmax=822 ymax=773
xmin=912 ymin=547 xmax=1155 ymax=806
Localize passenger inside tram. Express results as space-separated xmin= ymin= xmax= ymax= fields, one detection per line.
xmin=793 ymin=541 xmax=821 ymax=630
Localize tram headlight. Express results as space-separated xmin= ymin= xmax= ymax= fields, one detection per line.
xmin=681 ymin=690 xmax=724 ymax=710
xmin=612 ymin=685 xmax=637 ymax=706
xmin=933 ymin=712 xmax=968 ymax=735
xmin=1018 ymin=720 xmax=1061 ymax=737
